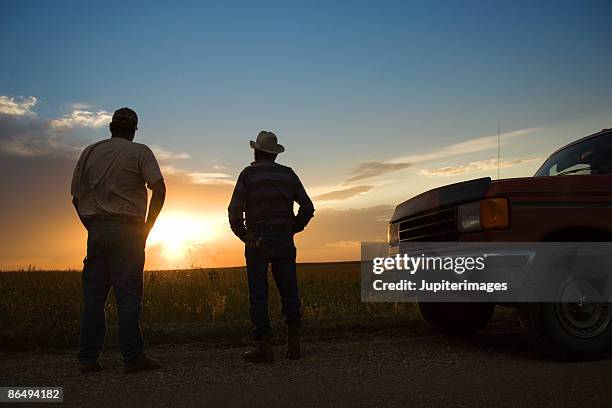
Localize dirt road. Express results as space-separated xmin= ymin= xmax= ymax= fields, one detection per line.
xmin=1 ymin=329 xmax=611 ymax=408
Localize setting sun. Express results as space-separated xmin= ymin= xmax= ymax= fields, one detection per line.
xmin=147 ymin=212 xmax=223 ymax=261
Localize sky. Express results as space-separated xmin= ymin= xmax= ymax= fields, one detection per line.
xmin=1 ymin=0 xmax=611 ymax=269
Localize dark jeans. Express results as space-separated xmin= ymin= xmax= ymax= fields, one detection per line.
xmin=245 ymin=226 xmax=301 ymax=340
xmin=78 ymin=219 xmax=146 ymax=366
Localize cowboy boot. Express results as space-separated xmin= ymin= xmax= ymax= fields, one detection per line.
xmin=243 ymin=334 xmax=274 ymax=363
xmin=124 ymin=355 xmax=162 ymax=374
xmin=286 ymin=325 xmax=301 ymax=360
xmin=79 ymin=360 xmax=102 ymax=374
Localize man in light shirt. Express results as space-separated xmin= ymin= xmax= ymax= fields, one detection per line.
xmin=71 ymin=107 xmax=166 ymax=374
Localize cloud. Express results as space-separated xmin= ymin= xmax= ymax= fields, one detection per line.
xmin=68 ymin=102 xmax=94 ymax=110
xmin=0 ymin=98 xmax=191 ymax=163
xmin=0 ymin=94 xmax=229 ymax=187
xmin=0 ymin=115 xmax=82 ymax=157
xmin=49 ymin=109 xmax=112 ymax=129
xmin=159 ymin=164 xmax=182 ymax=175
xmin=0 ymin=111 xmax=192 ymax=165
xmin=161 ymin=165 xmax=233 ymax=185
xmin=346 ymin=127 xmax=540 ymax=182
xmin=0 ymin=96 xmax=38 ymax=116
xmin=323 ymin=240 xmax=361 ymax=249
xmin=151 ymin=145 xmax=191 ymax=161
xmin=187 ymin=172 xmax=234 ymax=185
xmin=388 ymin=128 xmax=539 ymax=164
xmin=0 ymin=109 xmax=115 ymax=158
xmin=346 ymin=163 xmax=411 ymax=183
xmin=313 ymin=185 xmax=374 ymax=201
xmin=418 ymin=157 xmax=542 ymax=177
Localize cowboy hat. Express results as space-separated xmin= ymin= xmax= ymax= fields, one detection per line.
xmin=250 ymin=131 xmax=285 ymax=154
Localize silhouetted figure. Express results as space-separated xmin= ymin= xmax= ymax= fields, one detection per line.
xmin=228 ymin=131 xmax=315 ymax=363
xmin=71 ymin=108 xmax=166 ymax=374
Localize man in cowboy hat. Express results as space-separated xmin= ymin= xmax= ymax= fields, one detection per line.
xmin=228 ymin=131 xmax=315 ymax=363
xmin=71 ymin=107 xmax=166 ymax=374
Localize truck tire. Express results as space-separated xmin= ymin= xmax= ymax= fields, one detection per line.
xmin=519 ymin=249 xmax=612 ymax=361
xmin=519 ymin=302 xmax=612 ymax=361
xmin=418 ymin=302 xmax=495 ymax=336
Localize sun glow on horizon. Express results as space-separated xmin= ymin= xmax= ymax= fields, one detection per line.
xmin=147 ymin=212 xmax=224 ymax=261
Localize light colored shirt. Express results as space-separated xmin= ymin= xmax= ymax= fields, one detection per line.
xmin=71 ymin=137 xmax=163 ymax=221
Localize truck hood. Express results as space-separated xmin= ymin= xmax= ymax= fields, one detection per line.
xmin=390 ymin=173 xmax=612 ymax=223
xmin=484 ymin=174 xmax=612 ymax=196
xmin=390 ymin=177 xmax=491 ymax=223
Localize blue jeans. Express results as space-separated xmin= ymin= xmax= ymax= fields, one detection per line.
xmin=78 ymin=219 xmax=146 ymax=366
xmin=245 ymin=226 xmax=301 ymax=339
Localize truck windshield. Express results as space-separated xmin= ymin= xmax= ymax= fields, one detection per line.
xmin=534 ymin=132 xmax=612 ymax=177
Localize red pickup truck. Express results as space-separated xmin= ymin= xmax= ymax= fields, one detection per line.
xmin=387 ymin=128 xmax=612 ymax=360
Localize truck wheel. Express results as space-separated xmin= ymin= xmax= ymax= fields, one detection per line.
xmin=418 ymin=302 xmax=495 ymax=336
xmin=519 ymin=301 xmax=612 ymax=361
xmin=519 ymin=252 xmax=612 ymax=360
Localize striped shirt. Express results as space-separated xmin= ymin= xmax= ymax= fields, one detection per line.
xmin=228 ymin=160 xmax=315 ymax=240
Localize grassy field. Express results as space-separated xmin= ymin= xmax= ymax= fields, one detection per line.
xmin=1 ymin=262 xmax=520 ymax=351
xmin=1 ymin=262 xmax=455 ymax=350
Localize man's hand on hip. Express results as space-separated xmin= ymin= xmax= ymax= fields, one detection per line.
xmin=143 ymin=179 xmax=166 ymax=244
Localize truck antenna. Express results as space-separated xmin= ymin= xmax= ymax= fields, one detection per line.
xmin=497 ymin=125 xmax=501 ymax=179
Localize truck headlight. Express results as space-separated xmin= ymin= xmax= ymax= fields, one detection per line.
xmin=388 ymin=222 xmax=400 ymax=244
xmin=458 ymin=198 xmax=509 ymax=233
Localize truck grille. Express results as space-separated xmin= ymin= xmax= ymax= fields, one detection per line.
xmin=398 ymin=207 xmax=458 ymax=242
